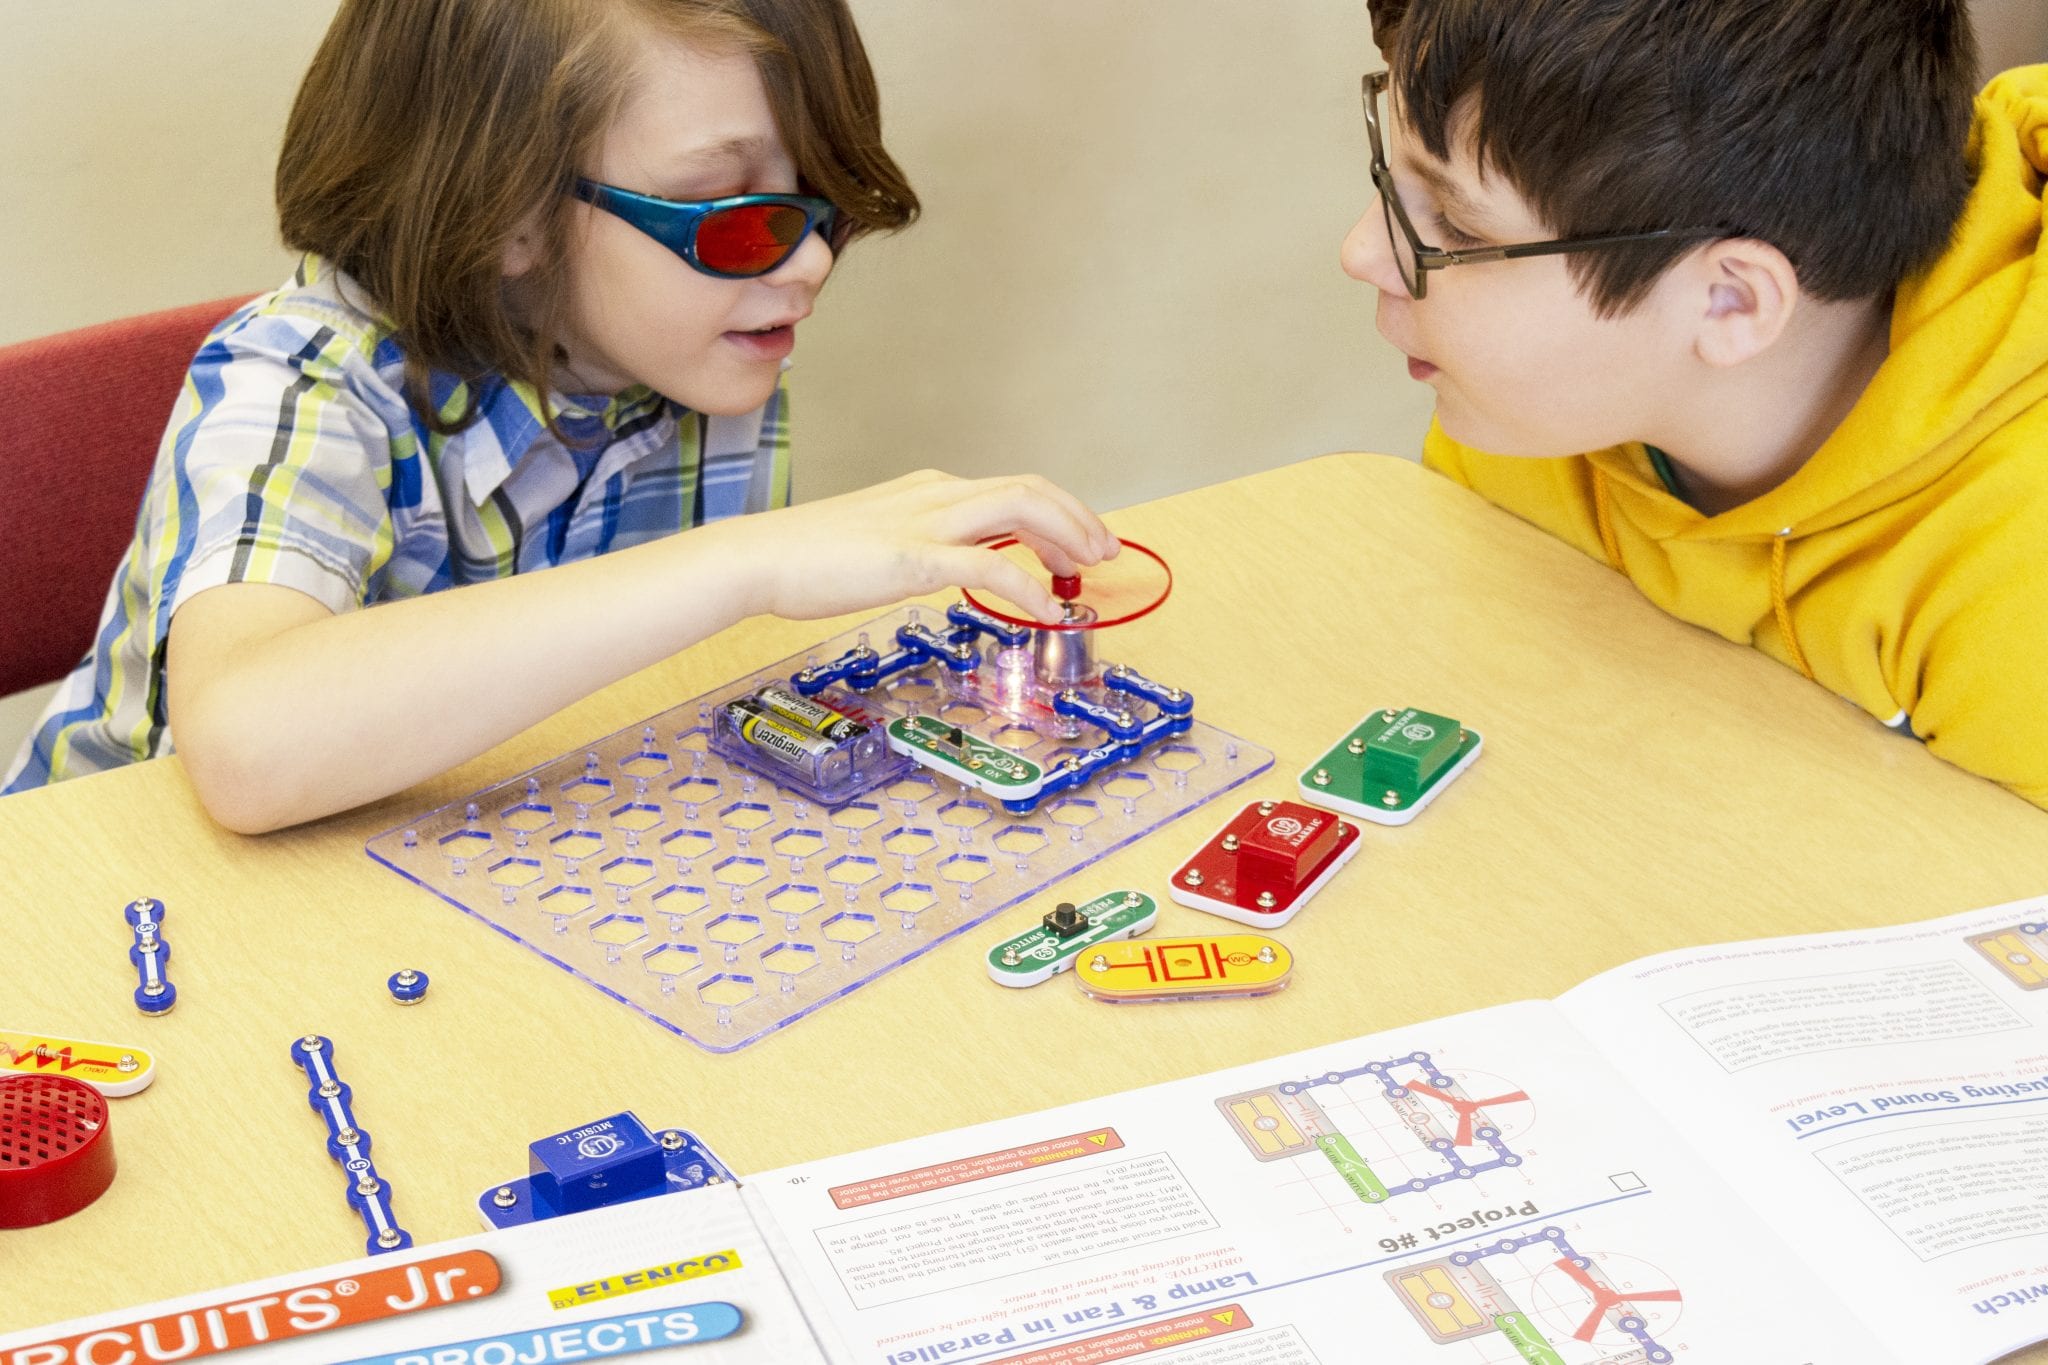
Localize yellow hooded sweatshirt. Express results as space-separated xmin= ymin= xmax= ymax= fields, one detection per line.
xmin=1422 ymin=66 xmax=2048 ymax=811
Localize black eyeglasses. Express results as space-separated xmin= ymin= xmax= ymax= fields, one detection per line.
xmin=1362 ymin=71 xmax=1722 ymax=300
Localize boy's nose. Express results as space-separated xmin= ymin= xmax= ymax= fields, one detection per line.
xmin=1341 ymin=197 xmax=1410 ymax=298
xmin=766 ymin=223 xmax=835 ymax=291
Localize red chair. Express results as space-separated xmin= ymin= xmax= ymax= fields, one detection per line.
xmin=0 ymin=296 xmax=254 ymax=698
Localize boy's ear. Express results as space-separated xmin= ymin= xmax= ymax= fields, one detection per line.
xmin=1692 ymin=238 xmax=1799 ymax=369
xmin=501 ymin=210 xmax=545 ymax=280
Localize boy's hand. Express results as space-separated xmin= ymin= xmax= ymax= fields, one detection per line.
xmin=728 ymin=470 xmax=1118 ymax=624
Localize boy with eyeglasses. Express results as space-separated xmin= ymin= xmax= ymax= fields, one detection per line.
xmin=1343 ymin=0 xmax=2048 ymax=810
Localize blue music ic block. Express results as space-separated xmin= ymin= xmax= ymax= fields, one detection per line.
xmin=477 ymin=1111 xmax=733 ymax=1228
xmin=532 ymin=1113 xmax=663 ymax=1215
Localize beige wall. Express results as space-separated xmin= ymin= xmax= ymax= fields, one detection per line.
xmin=1 ymin=5 xmax=340 ymax=343
xmin=5 ymin=1 xmax=2040 ymax=509
xmin=0 ymin=0 xmax=1427 ymax=513
xmin=1978 ymin=0 xmax=2048 ymax=72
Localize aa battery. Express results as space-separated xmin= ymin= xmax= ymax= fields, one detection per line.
xmin=724 ymin=698 xmax=855 ymax=787
xmin=754 ymin=684 xmax=869 ymax=742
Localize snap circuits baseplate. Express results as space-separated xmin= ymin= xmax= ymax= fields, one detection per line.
xmin=367 ymin=606 xmax=1271 ymax=1053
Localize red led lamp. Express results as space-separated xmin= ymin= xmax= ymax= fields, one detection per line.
xmin=0 ymin=1074 xmax=117 ymax=1227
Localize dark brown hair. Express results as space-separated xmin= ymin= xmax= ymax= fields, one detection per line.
xmin=277 ymin=0 xmax=918 ymax=431
xmin=1369 ymin=0 xmax=1978 ymax=315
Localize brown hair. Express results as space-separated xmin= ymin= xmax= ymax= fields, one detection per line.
xmin=277 ymin=0 xmax=918 ymax=431
xmin=1368 ymin=0 xmax=1978 ymax=316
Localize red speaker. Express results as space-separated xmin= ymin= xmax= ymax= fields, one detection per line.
xmin=0 ymin=1074 xmax=117 ymax=1227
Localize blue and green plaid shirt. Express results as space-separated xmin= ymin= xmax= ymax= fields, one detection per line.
xmin=4 ymin=256 xmax=791 ymax=792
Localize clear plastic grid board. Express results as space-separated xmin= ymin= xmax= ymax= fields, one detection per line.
xmin=366 ymin=607 xmax=1272 ymax=1052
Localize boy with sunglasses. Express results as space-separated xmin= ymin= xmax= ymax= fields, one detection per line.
xmin=1344 ymin=0 xmax=2048 ymax=809
xmin=0 ymin=0 xmax=1115 ymax=829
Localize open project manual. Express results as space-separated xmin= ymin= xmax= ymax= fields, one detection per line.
xmin=13 ymin=894 xmax=2048 ymax=1365
xmin=748 ymin=892 xmax=2048 ymax=1365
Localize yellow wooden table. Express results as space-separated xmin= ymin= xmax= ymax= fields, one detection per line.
xmin=8 ymin=454 xmax=2048 ymax=1354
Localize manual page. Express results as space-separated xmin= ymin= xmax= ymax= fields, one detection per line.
xmin=751 ymin=999 xmax=1893 ymax=1365
xmin=1558 ymin=893 xmax=2048 ymax=1365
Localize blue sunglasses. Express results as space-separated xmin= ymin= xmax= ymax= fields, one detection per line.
xmin=572 ymin=179 xmax=840 ymax=279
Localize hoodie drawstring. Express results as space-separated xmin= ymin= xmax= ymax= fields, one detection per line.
xmin=1770 ymin=529 xmax=1817 ymax=682
xmin=1590 ymin=468 xmax=1625 ymax=571
xmin=1597 ymin=468 xmax=1818 ymax=683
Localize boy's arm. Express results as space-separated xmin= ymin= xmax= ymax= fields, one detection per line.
xmin=1901 ymin=563 xmax=2048 ymax=814
xmin=168 ymin=470 xmax=1113 ymax=833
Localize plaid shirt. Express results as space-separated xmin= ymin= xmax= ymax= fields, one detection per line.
xmin=4 ymin=257 xmax=791 ymax=792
